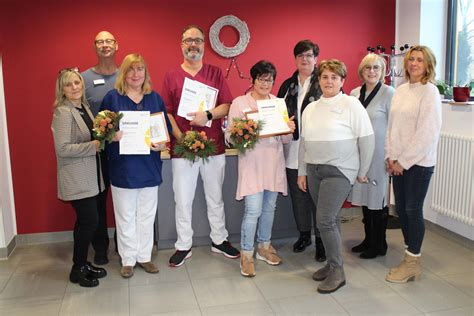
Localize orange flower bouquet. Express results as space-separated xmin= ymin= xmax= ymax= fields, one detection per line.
xmin=92 ymin=110 xmax=123 ymax=151
xmin=174 ymin=130 xmax=217 ymax=163
xmin=229 ymin=117 xmax=262 ymax=154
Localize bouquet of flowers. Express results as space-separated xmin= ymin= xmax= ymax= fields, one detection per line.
xmin=92 ymin=110 xmax=123 ymax=151
xmin=229 ymin=117 xmax=262 ymax=154
xmin=174 ymin=130 xmax=217 ymax=163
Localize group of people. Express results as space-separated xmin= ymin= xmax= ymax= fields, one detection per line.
xmin=51 ymin=25 xmax=442 ymax=294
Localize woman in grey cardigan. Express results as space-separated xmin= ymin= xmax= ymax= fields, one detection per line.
xmin=51 ymin=69 xmax=107 ymax=287
xmin=349 ymin=54 xmax=394 ymax=259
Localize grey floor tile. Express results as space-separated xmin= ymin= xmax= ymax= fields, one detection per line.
xmin=421 ymin=249 xmax=474 ymax=277
xmin=425 ymin=306 xmax=474 ymax=316
xmin=60 ymin=286 xmax=129 ymax=315
xmin=184 ymin=246 xmax=241 ymax=280
xmin=0 ymin=220 xmax=471 ymax=315
xmin=155 ymin=310 xmax=202 ymax=316
xmin=386 ymin=271 xmax=473 ymax=313
xmin=441 ymin=273 xmax=474 ymax=297
xmin=192 ymin=275 xmax=264 ymax=308
xmin=253 ymin=270 xmax=317 ymax=300
xmin=129 ymin=281 xmax=198 ymax=315
xmin=268 ymin=293 xmax=348 ymax=315
xmin=201 ymin=300 xmax=274 ymax=315
xmin=331 ymin=282 xmax=422 ymax=315
xmin=0 ymin=275 xmax=11 ymax=293
xmin=129 ymin=253 xmax=190 ymax=287
xmin=0 ymin=269 xmax=68 ymax=299
xmin=0 ymin=294 xmax=63 ymax=316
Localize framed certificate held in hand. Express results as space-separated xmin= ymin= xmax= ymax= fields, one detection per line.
xmin=149 ymin=112 xmax=170 ymax=144
xmin=246 ymin=98 xmax=291 ymax=138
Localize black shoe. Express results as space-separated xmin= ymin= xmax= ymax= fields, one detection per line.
xmin=169 ymin=249 xmax=192 ymax=267
xmin=85 ymin=262 xmax=107 ymax=279
xmin=293 ymin=232 xmax=312 ymax=253
xmin=315 ymin=237 xmax=326 ymax=262
xmin=94 ymin=253 xmax=109 ymax=265
xmin=69 ymin=265 xmax=99 ymax=287
xmin=211 ymin=241 xmax=240 ymax=258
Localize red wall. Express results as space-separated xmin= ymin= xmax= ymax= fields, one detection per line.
xmin=0 ymin=0 xmax=395 ymax=234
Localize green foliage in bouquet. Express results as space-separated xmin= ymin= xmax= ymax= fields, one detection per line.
xmin=229 ymin=118 xmax=263 ymax=154
xmin=92 ymin=110 xmax=123 ymax=151
xmin=174 ymin=130 xmax=217 ymax=163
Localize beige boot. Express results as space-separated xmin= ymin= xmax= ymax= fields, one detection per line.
xmin=386 ymin=252 xmax=421 ymax=283
xmin=240 ymin=250 xmax=255 ymax=277
xmin=256 ymin=242 xmax=282 ymax=265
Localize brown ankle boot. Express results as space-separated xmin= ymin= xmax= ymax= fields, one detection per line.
xmin=386 ymin=252 xmax=421 ymax=283
xmin=240 ymin=251 xmax=255 ymax=277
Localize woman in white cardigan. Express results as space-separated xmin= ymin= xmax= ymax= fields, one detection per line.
xmin=385 ymin=45 xmax=442 ymax=283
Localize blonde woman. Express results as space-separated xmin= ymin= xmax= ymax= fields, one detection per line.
xmin=51 ymin=68 xmax=107 ymax=287
xmin=385 ymin=46 xmax=441 ymax=283
xmin=349 ymin=54 xmax=394 ymax=259
xmin=101 ymin=54 xmax=171 ymax=278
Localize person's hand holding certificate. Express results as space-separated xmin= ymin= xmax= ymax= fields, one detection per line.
xmin=177 ymin=77 xmax=218 ymax=128
xmin=246 ymin=98 xmax=293 ymax=138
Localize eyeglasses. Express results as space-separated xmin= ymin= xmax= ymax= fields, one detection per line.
xmin=58 ymin=67 xmax=79 ymax=75
xmin=296 ymin=53 xmax=315 ymax=60
xmin=364 ymin=65 xmax=381 ymax=72
xmin=256 ymin=77 xmax=274 ymax=84
xmin=95 ymin=39 xmax=116 ymax=46
xmin=182 ymin=38 xmax=204 ymax=45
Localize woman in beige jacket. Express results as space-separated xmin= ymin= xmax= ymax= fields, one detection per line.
xmin=51 ymin=68 xmax=107 ymax=287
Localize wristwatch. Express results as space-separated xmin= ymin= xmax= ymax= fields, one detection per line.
xmin=205 ymin=110 xmax=213 ymax=121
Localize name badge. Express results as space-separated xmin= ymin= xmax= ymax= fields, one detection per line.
xmin=330 ymin=106 xmax=343 ymax=114
xmin=93 ymin=79 xmax=105 ymax=86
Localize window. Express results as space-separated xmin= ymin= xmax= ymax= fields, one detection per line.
xmin=446 ymin=0 xmax=474 ymax=95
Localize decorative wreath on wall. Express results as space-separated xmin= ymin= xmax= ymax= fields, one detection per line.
xmin=209 ymin=15 xmax=250 ymax=79
xmin=209 ymin=15 xmax=250 ymax=58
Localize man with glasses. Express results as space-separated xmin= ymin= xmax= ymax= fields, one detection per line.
xmin=81 ymin=30 xmax=119 ymax=265
xmin=277 ymin=40 xmax=326 ymax=262
xmin=162 ymin=24 xmax=240 ymax=267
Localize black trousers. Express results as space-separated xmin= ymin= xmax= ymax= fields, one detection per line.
xmin=91 ymin=188 xmax=109 ymax=255
xmin=70 ymin=195 xmax=99 ymax=267
xmin=286 ymin=168 xmax=320 ymax=237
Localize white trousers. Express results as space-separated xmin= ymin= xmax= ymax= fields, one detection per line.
xmin=172 ymin=154 xmax=228 ymax=250
xmin=111 ymin=185 xmax=158 ymax=266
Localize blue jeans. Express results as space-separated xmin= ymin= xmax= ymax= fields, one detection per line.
xmin=241 ymin=190 xmax=278 ymax=251
xmin=392 ymin=165 xmax=434 ymax=255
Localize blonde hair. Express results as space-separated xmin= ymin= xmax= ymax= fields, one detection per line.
xmin=54 ymin=69 xmax=87 ymax=108
xmin=318 ymin=59 xmax=347 ymax=79
xmin=404 ymin=45 xmax=436 ymax=84
xmin=115 ymin=53 xmax=152 ymax=95
xmin=358 ymin=54 xmax=387 ymax=83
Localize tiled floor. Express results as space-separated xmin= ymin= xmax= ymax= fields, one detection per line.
xmin=0 ymin=218 xmax=472 ymax=315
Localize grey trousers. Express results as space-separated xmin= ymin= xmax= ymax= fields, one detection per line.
xmin=307 ymin=164 xmax=352 ymax=268
xmin=286 ymin=168 xmax=320 ymax=237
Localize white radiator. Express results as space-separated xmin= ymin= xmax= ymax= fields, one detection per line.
xmin=431 ymin=133 xmax=474 ymax=226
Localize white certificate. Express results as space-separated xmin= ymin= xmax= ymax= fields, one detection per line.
xmin=119 ymin=111 xmax=150 ymax=155
xmin=177 ymin=77 xmax=218 ymax=127
xmin=149 ymin=112 xmax=170 ymax=144
xmin=246 ymin=98 xmax=291 ymax=137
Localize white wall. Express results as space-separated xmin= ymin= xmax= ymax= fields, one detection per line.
xmin=396 ymin=0 xmax=473 ymax=240
xmin=0 ymin=55 xmax=17 ymax=250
